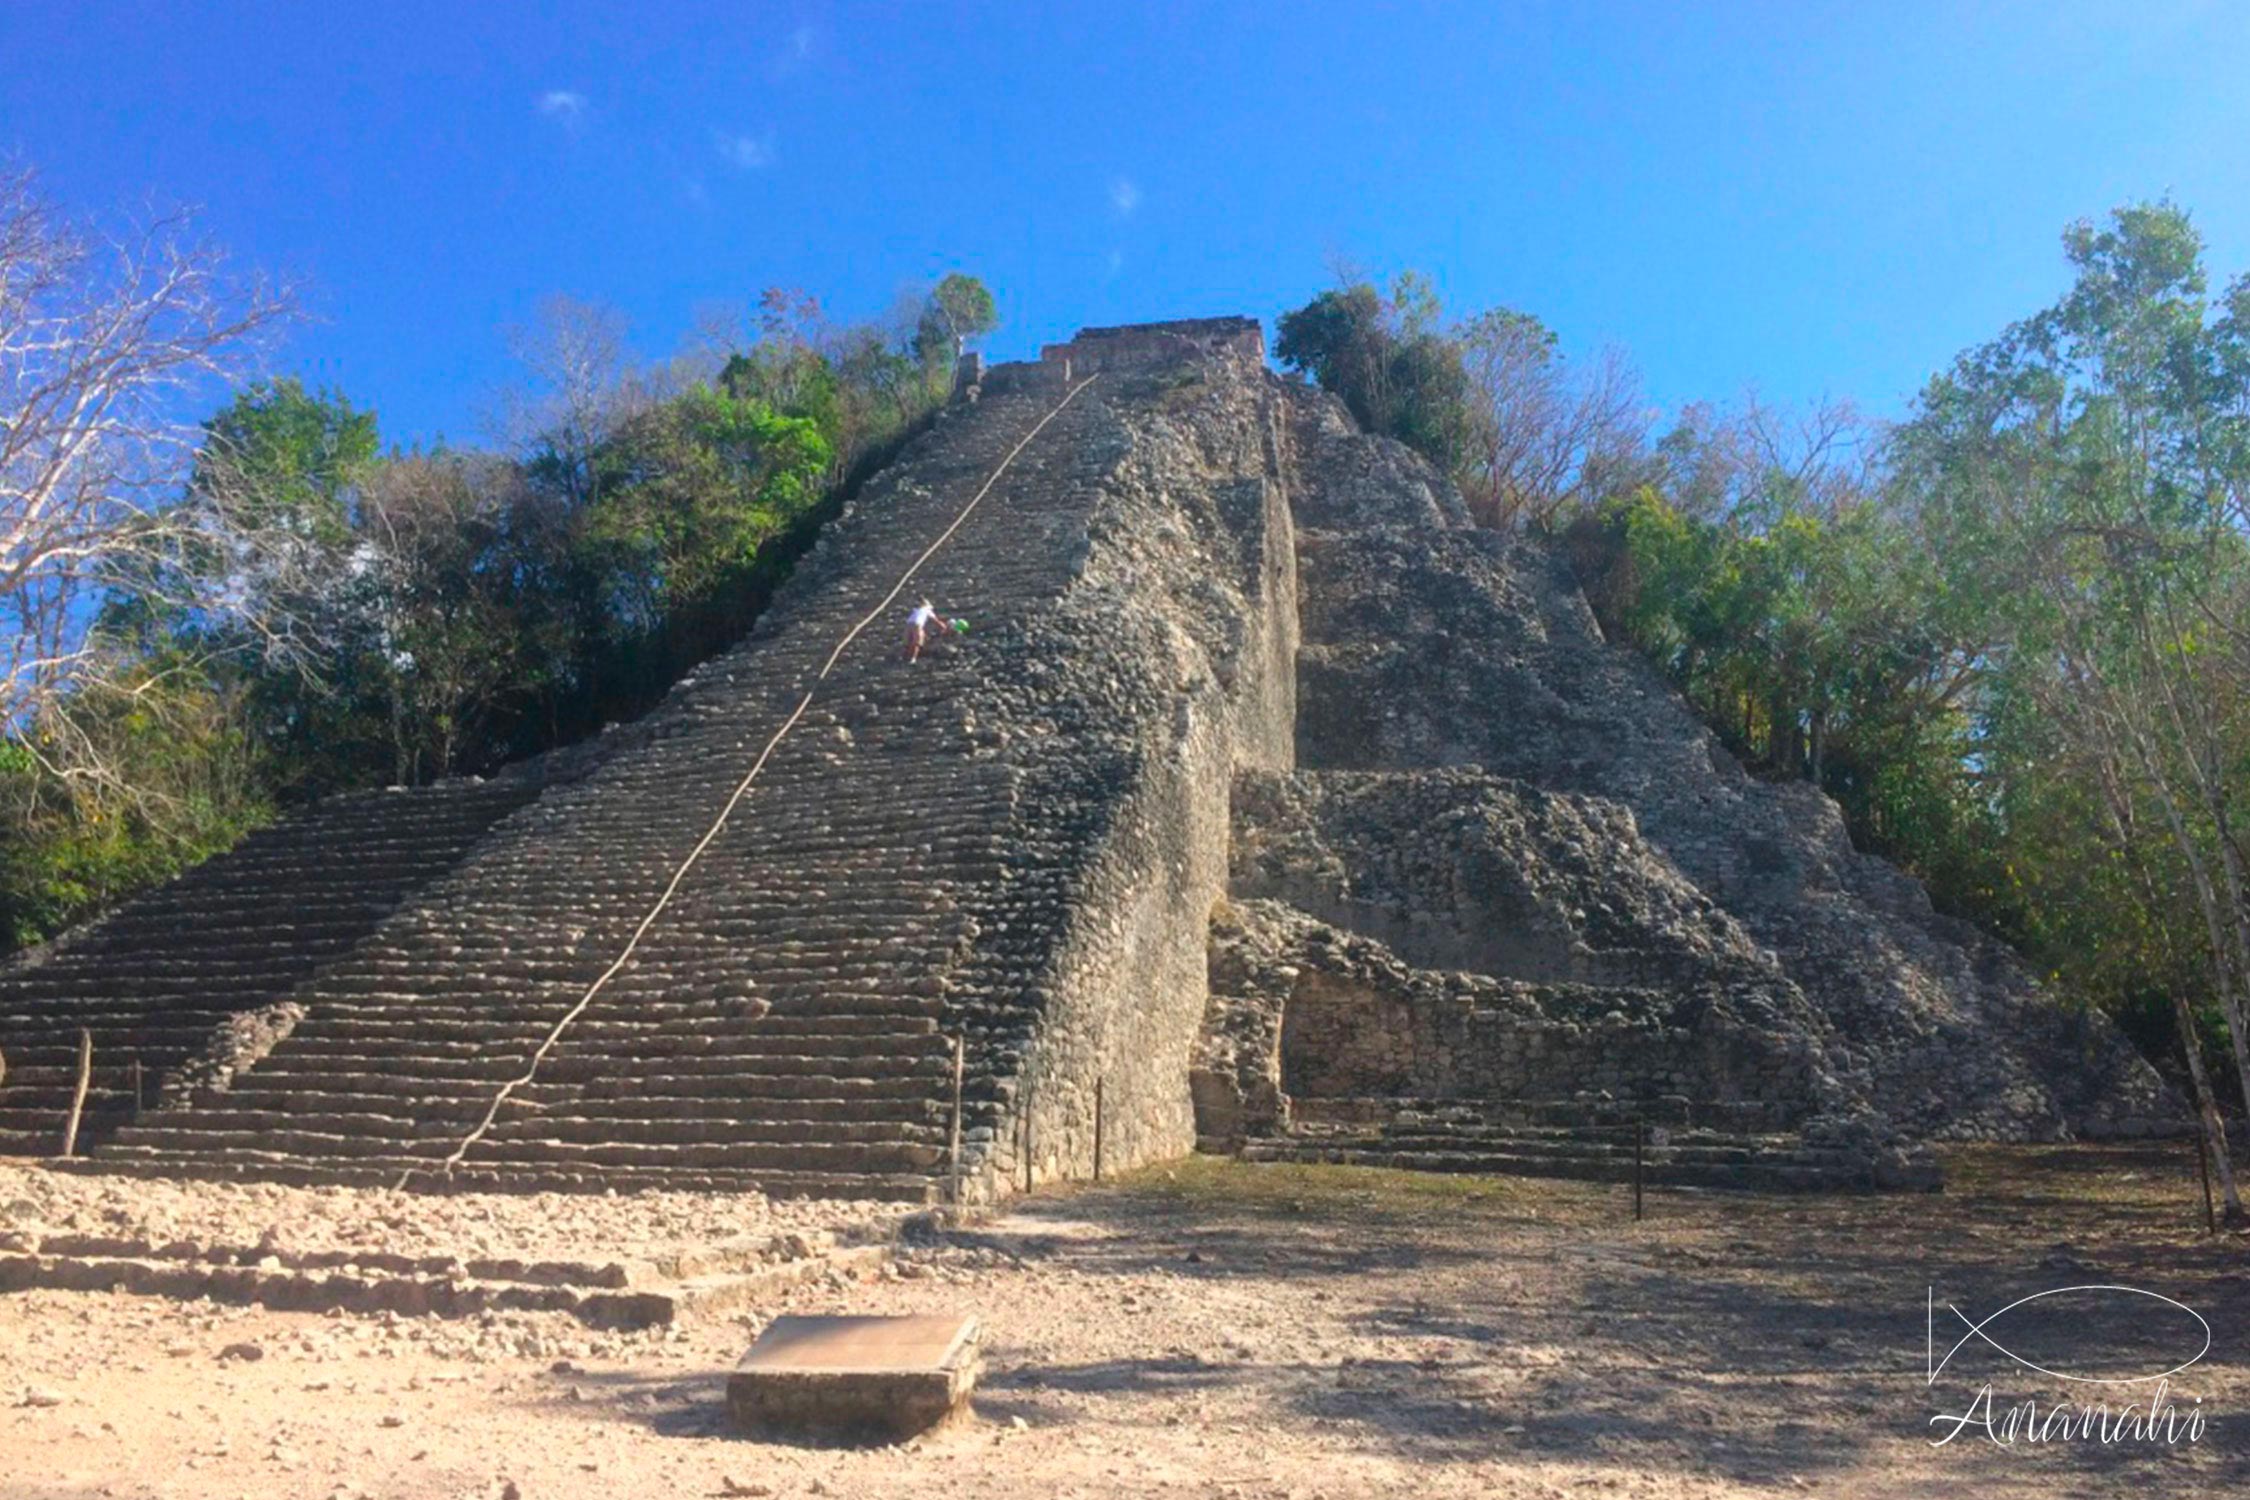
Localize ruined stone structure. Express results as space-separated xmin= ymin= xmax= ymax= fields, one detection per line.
xmin=0 ymin=319 xmax=2174 ymax=1200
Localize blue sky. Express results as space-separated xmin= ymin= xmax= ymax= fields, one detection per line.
xmin=3 ymin=2 xmax=2245 ymax=445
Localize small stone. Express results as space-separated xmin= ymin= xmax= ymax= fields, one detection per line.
xmin=218 ymin=1341 xmax=265 ymax=1363
xmin=20 ymin=1386 xmax=65 ymax=1408
xmin=719 ymin=1479 xmax=772 ymax=1498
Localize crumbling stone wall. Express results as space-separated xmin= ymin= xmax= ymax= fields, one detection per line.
xmin=1 ymin=322 xmax=1300 ymax=1200
xmin=956 ymin=339 xmax=1300 ymax=1195
xmin=1265 ymin=380 xmax=2175 ymax=1144
xmin=1206 ymin=766 xmax=1853 ymax=1129
xmin=1043 ymin=317 xmax=1266 ymax=370
xmin=1230 ymin=768 xmax=1787 ymax=990
xmin=1195 ymin=895 xmax=1827 ymax=1152
xmin=0 ymin=315 xmax=2172 ymax=1199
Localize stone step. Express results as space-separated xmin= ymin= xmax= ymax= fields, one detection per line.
xmin=0 ymin=377 xmax=1122 ymax=1195
xmin=62 ymin=1151 xmax=940 ymax=1202
xmin=238 ymin=1048 xmax=953 ymax=1085
xmin=225 ymin=1072 xmax=943 ymax=1109
xmin=95 ymin=1121 xmax=945 ymax=1175
xmin=121 ymin=1104 xmax=946 ymax=1150
xmin=1289 ymin=1095 xmax=1797 ymax=1134
xmin=1240 ymin=1137 xmax=1876 ymax=1192
xmin=276 ymin=1012 xmax=942 ymax=1045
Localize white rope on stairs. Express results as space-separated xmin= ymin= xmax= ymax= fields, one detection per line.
xmin=399 ymin=373 xmax=1101 ymax=1191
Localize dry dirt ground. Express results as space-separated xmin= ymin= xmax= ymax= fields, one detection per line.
xmin=2 ymin=1145 xmax=2244 ymax=1500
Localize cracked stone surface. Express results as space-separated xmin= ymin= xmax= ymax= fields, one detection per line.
xmin=0 ymin=318 xmax=2173 ymax=1205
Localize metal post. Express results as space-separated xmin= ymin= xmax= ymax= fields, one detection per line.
xmin=1094 ymin=1077 xmax=1105 ymax=1184
xmin=60 ymin=1028 xmax=92 ymax=1159
xmin=2197 ymin=1117 xmax=2217 ymax=1235
xmin=128 ymin=1055 xmax=144 ymax=1122
xmin=947 ymin=1035 xmax=965 ymax=1206
xmin=1632 ymin=1120 xmax=1644 ymax=1223
xmin=1022 ymin=1083 xmax=1035 ymax=1196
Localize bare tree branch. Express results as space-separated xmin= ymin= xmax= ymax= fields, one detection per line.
xmin=0 ymin=166 xmax=307 ymax=811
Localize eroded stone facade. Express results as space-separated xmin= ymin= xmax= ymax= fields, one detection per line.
xmin=0 ymin=319 xmax=2175 ymax=1201
xmin=1203 ymin=377 xmax=2174 ymax=1189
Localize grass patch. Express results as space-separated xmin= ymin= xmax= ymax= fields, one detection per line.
xmin=1097 ymin=1152 xmax=1551 ymax=1224
xmin=1934 ymin=1141 xmax=2200 ymax=1205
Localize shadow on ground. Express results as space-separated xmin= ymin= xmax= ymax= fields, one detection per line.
xmin=511 ymin=1146 xmax=2249 ymax=1494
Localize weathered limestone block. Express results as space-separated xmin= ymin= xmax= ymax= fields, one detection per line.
xmin=1206 ymin=897 xmax=1839 ymax=1127
xmin=728 ymin=1314 xmax=982 ymax=1442
xmin=1269 ymin=378 xmax=2175 ymax=1144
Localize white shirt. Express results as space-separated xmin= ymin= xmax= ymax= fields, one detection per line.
xmin=908 ymin=604 xmax=938 ymax=630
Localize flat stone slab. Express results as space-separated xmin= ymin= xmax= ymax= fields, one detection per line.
xmin=728 ymin=1313 xmax=982 ymax=1442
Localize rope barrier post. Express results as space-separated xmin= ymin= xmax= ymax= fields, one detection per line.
xmin=948 ymin=1034 xmax=965 ymax=1207
xmin=1632 ymin=1119 xmax=1644 ymax=1223
xmin=128 ymin=1054 xmax=143 ymax=1122
xmin=1094 ymin=1076 xmax=1105 ymax=1184
xmin=60 ymin=1028 xmax=92 ymax=1159
xmin=1023 ymin=1083 xmax=1035 ymax=1197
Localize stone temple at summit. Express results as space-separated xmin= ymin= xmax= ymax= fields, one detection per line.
xmin=0 ymin=318 xmax=2175 ymax=1200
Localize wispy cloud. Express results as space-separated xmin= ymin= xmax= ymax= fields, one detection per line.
xmin=536 ymin=90 xmax=587 ymax=127
xmin=1109 ymin=177 xmax=1142 ymax=217
xmin=714 ymin=130 xmax=775 ymax=170
xmin=770 ymin=23 xmax=818 ymax=78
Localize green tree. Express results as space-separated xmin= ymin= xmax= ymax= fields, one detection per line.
xmin=192 ymin=378 xmax=379 ymax=545
xmin=914 ymin=272 xmax=999 ymax=371
xmin=1275 ymin=275 xmax=1495 ymax=478
xmin=585 ymin=385 xmax=833 ymax=637
xmin=0 ymin=653 xmax=270 ymax=949
xmin=1888 ymin=200 xmax=2250 ymax=1218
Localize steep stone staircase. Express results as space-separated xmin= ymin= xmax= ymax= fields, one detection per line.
xmin=74 ymin=385 xmax=1115 ymax=1198
xmin=1242 ymin=1098 xmax=1908 ymax=1192
xmin=0 ymin=778 xmax=540 ymax=1155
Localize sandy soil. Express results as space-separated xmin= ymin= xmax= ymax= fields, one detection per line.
xmin=2 ymin=1145 xmax=2244 ymax=1499
xmin=0 ymin=1165 xmax=891 ymax=1266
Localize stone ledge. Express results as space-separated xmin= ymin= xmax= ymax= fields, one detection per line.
xmin=728 ymin=1313 xmax=982 ymax=1442
xmin=0 ymin=1229 xmax=902 ymax=1329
